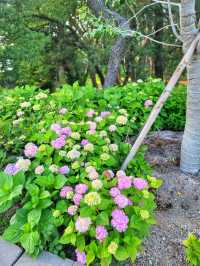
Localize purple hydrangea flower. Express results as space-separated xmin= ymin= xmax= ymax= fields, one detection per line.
xmin=59 ymin=165 xmax=70 ymax=175
xmin=51 ymin=136 xmax=65 ymax=149
xmin=75 ymin=250 xmax=86 ymax=265
xmin=109 ymin=187 xmax=121 ymax=198
xmin=24 ymin=143 xmax=38 ymax=158
xmin=133 ymin=178 xmax=148 ymax=190
xmin=4 ymin=163 xmax=19 ymax=176
xmin=81 ymin=139 xmax=89 ymax=146
xmin=73 ymin=193 xmax=83 ymax=206
xmin=114 ymin=194 xmax=129 ymax=209
xmin=117 ymin=176 xmax=132 ymax=190
xmin=60 ymin=186 xmax=73 ymax=198
xmin=60 ymin=127 xmax=72 ymax=136
xmin=96 ymin=225 xmax=108 ymax=242
xmin=111 ymin=209 xmax=129 ymax=232
xmin=75 ymin=184 xmax=88 ymax=195
xmin=100 ymin=111 xmax=111 ymax=118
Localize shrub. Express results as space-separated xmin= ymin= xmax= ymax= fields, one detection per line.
xmin=0 ymin=79 xmax=186 ymax=168
xmin=0 ymin=79 xmax=184 ymax=264
xmin=183 ymin=233 xmax=200 ymax=266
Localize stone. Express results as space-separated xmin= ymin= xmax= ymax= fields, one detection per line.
xmin=0 ymin=239 xmax=23 ymax=266
xmin=15 ymin=251 xmax=73 ymax=266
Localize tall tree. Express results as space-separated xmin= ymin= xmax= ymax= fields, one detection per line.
xmin=180 ymin=0 xmax=200 ymax=174
xmin=87 ymin=0 xmax=130 ymax=87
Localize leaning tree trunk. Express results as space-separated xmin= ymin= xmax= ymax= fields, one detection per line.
xmin=87 ymin=0 xmax=130 ymax=88
xmin=180 ymin=0 xmax=200 ymax=174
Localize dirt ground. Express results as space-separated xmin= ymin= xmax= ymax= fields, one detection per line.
xmin=133 ymin=131 xmax=200 ymax=266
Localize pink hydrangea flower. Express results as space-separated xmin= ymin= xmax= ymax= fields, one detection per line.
xmin=59 ymin=165 xmax=70 ymax=175
xmin=88 ymin=170 xmax=99 ymax=180
xmin=24 ymin=143 xmax=38 ymax=158
xmin=75 ymin=184 xmax=88 ymax=195
xmin=96 ymin=225 xmax=108 ymax=242
xmin=81 ymin=139 xmax=89 ymax=146
xmin=59 ymin=108 xmax=68 ymax=114
xmin=118 ymin=176 xmax=132 ymax=190
xmin=51 ymin=136 xmax=65 ymax=149
xmin=75 ymin=250 xmax=86 ymax=265
xmin=4 ymin=163 xmax=19 ymax=176
xmin=67 ymin=205 xmax=78 ymax=216
xmin=73 ymin=193 xmax=83 ymax=205
xmin=114 ymin=194 xmax=129 ymax=209
xmin=87 ymin=129 xmax=96 ymax=135
xmin=144 ymin=99 xmax=153 ymax=108
xmin=86 ymin=109 xmax=95 ymax=118
xmin=133 ymin=178 xmax=148 ymax=190
xmin=116 ymin=170 xmax=126 ymax=178
xmin=88 ymin=121 xmax=96 ymax=130
xmin=75 ymin=217 xmax=92 ymax=233
xmin=110 ymin=187 xmax=121 ymax=198
xmin=60 ymin=186 xmax=73 ymax=198
xmin=35 ymin=165 xmax=44 ymax=175
xmin=51 ymin=123 xmax=61 ymax=134
xmin=111 ymin=209 xmax=129 ymax=232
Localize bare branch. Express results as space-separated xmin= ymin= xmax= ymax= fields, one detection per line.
xmin=167 ymin=0 xmax=182 ymax=41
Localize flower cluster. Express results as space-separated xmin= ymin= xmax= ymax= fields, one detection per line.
xmin=1 ymin=98 xmax=161 ymax=266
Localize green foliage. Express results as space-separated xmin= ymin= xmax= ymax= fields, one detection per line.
xmin=183 ymin=233 xmax=200 ymax=266
xmin=0 ymin=79 xmax=186 ymax=168
xmin=0 ymin=171 xmax=25 ymax=213
xmin=0 ymin=80 xmax=168 ymax=264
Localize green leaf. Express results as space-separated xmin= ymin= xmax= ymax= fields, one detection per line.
xmin=0 ymin=200 xmax=13 ymax=213
xmin=28 ymin=208 xmax=42 ymax=228
xmin=86 ymin=250 xmax=95 ymax=265
xmin=13 ymin=172 xmax=25 ymax=186
xmin=54 ymin=174 xmax=67 ymax=189
xmin=114 ymin=247 xmax=129 ymax=261
xmin=20 ymin=231 xmax=40 ymax=255
xmin=76 ymin=235 xmax=85 ymax=252
xmin=10 ymin=185 xmax=23 ymax=198
xmin=3 ymin=223 xmax=23 ymax=243
xmin=0 ymin=172 xmax=13 ymax=192
xmin=35 ymin=175 xmax=54 ymax=187
xmin=96 ymin=212 xmax=109 ymax=225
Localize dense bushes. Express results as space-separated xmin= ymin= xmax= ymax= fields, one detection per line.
xmin=0 ymin=79 xmax=185 ymax=265
xmin=0 ymin=79 xmax=186 ymax=168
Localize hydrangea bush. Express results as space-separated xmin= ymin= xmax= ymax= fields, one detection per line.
xmin=0 ymin=79 xmax=186 ymax=168
xmin=0 ymin=91 xmax=162 ymax=265
xmin=0 ymin=79 xmax=186 ymax=264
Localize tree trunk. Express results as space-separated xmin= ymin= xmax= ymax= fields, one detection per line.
xmin=153 ymin=5 xmax=164 ymax=79
xmin=180 ymin=0 xmax=200 ymax=174
xmin=87 ymin=0 xmax=130 ymax=88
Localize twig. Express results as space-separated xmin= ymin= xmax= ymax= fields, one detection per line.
xmin=167 ymin=0 xmax=182 ymax=41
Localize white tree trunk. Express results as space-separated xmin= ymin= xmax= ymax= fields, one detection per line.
xmin=180 ymin=0 xmax=200 ymax=174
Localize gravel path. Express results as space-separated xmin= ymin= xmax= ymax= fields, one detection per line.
xmin=133 ymin=131 xmax=200 ymax=266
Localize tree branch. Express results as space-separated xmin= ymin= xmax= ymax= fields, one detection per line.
xmin=87 ymin=0 xmax=131 ymax=88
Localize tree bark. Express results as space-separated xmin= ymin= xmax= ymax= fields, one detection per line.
xmin=153 ymin=5 xmax=164 ymax=79
xmin=180 ymin=0 xmax=200 ymax=174
xmin=87 ymin=0 xmax=130 ymax=88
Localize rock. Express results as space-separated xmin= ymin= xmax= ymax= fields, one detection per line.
xmin=0 ymin=238 xmax=23 ymax=266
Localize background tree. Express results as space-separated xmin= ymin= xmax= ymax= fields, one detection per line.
xmin=180 ymin=0 xmax=200 ymax=174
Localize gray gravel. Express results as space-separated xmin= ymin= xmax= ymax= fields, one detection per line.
xmin=132 ymin=131 xmax=200 ymax=266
